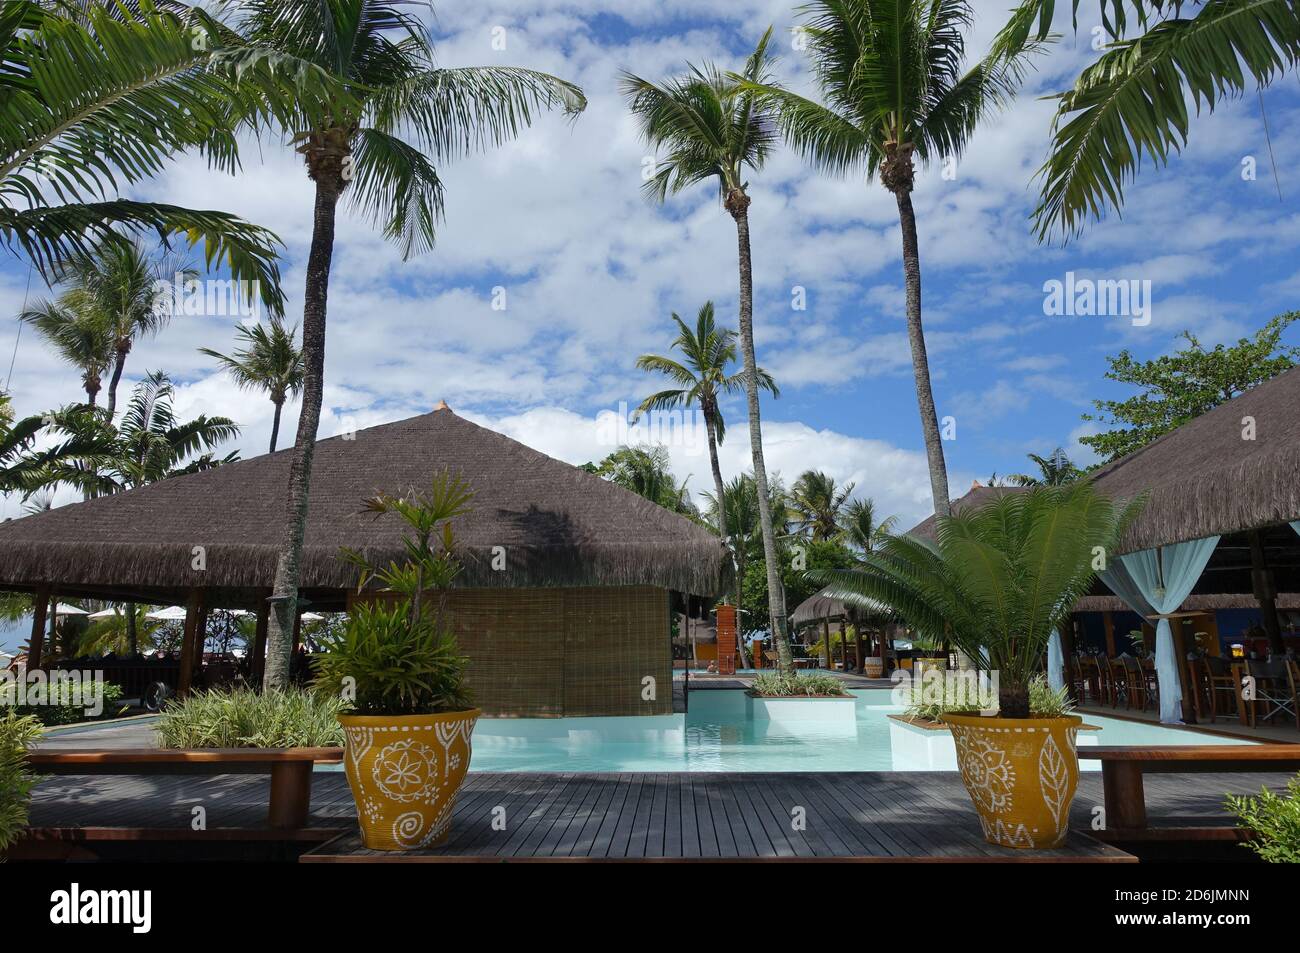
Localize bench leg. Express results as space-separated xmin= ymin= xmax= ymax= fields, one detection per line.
xmin=1101 ymin=761 xmax=1147 ymax=831
xmin=268 ymin=762 xmax=313 ymax=829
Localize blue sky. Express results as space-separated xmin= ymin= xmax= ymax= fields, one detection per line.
xmin=2 ymin=0 xmax=1299 ymax=566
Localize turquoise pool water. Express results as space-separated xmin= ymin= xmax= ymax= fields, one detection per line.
xmin=467 ymin=688 xmax=1256 ymax=773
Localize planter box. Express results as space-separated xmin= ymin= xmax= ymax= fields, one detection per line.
xmin=745 ymin=692 xmax=857 ymax=735
xmin=887 ymin=714 xmax=1101 ymax=771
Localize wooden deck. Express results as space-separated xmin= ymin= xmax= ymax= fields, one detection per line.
xmin=25 ymin=767 xmax=1292 ymax=862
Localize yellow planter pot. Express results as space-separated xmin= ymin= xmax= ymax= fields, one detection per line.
xmin=939 ymin=712 xmax=1083 ymax=849
xmin=339 ymin=709 xmax=480 ymax=851
xmin=863 ymin=657 xmax=884 ymax=678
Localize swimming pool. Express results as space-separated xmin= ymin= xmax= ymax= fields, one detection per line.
xmin=466 ymin=688 xmax=1256 ymax=773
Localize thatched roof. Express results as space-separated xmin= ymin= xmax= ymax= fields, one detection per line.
xmin=1090 ymin=365 xmax=1300 ymax=554
xmin=1074 ymin=592 xmax=1300 ymax=614
xmin=790 ymin=587 xmax=891 ymax=628
xmin=0 ymin=406 xmax=727 ymax=607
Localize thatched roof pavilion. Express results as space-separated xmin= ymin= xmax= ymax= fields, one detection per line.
xmin=0 ymin=406 xmax=728 ymax=717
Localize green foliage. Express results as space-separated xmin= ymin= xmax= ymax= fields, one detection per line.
xmin=1 ymin=681 xmax=125 ymax=726
xmin=813 ymin=483 xmax=1139 ymax=716
xmin=314 ymin=471 xmax=474 ymax=716
xmin=157 ymin=688 xmax=344 ymax=748
xmin=1081 ymin=313 xmax=1300 ymax=463
xmin=198 ymin=316 xmax=305 ymax=418
xmin=1028 ymin=675 xmax=1076 ymax=719
xmin=749 ymin=671 xmax=847 ymax=697
xmin=1009 ymin=448 xmax=1083 ymax=486
xmin=584 ymin=446 xmax=698 ymax=518
xmin=0 ymin=710 xmax=42 ymax=858
xmin=902 ymin=675 xmax=994 ymax=722
xmin=1227 ymin=775 xmax=1300 ymax=863
xmin=789 ymin=470 xmax=854 ymax=542
xmin=743 ymin=537 xmax=857 ymax=637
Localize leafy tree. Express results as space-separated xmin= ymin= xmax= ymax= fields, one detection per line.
xmin=1009 ymin=447 xmax=1083 ymax=486
xmin=789 ymin=470 xmax=855 ymax=541
xmin=19 ymin=293 xmax=114 ymax=406
xmin=634 ymin=301 xmax=777 ymax=543
xmin=742 ymin=537 xmax=857 ymax=640
xmin=585 ymin=446 xmax=697 ymax=517
xmin=840 ymin=497 xmax=897 ymax=554
xmin=1002 ymin=0 xmax=1300 ymax=240
xmin=1081 ymin=311 xmax=1300 ymax=462
xmin=744 ymin=1 xmax=1043 ymax=519
xmin=200 ymin=316 xmax=305 ymax=451
xmin=622 ymin=29 xmax=799 ymax=669
xmin=227 ymin=0 xmax=586 ymax=689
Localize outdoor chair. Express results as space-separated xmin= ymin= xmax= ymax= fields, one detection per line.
xmin=1190 ymin=656 xmax=1238 ymax=722
xmin=1234 ymin=659 xmax=1297 ymax=728
xmin=1106 ymin=657 xmax=1130 ymax=708
xmin=1121 ymin=655 xmax=1152 ymax=711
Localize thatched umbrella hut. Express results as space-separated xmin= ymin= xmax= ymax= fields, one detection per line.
xmin=0 ymin=405 xmax=728 ymax=717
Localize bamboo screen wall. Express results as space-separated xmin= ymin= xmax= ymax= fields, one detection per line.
xmin=438 ymin=585 xmax=672 ymax=717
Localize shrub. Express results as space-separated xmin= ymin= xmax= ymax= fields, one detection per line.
xmin=1028 ymin=675 xmax=1075 ymax=719
xmin=0 ymin=710 xmax=43 ymax=858
xmin=750 ymin=671 xmax=847 ymax=697
xmin=156 ymin=688 xmax=345 ymax=748
xmin=1226 ymin=776 xmax=1300 ymax=863
xmin=2 ymin=681 xmax=126 ymax=727
xmin=899 ymin=673 xmax=1071 ymax=722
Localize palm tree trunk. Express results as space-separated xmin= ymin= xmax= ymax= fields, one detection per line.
xmin=263 ymin=179 xmax=340 ymax=689
xmin=893 ymin=189 xmax=950 ymax=519
xmin=105 ymin=344 xmax=128 ymax=421
xmin=727 ymin=191 xmax=792 ymax=671
xmin=125 ymin=604 xmax=137 ymax=656
xmin=269 ymin=398 xmax=283 ymax=453
xmin=704 ymin=411 xmax=749 ymax=668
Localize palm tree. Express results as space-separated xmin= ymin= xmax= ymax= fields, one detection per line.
xmin=61 ymin=239 xmax=197 ymax=419
xmin=703 ymin=472 xmax=760 ymax=608
xmin=789 ymin=470 xmax=855 ymax=542
xmin=1002 ymin=0 xmax=1300 ymax=239
xmin=634 ymin=301 xmax=778 ymax=544
xmin=815 ymin=483 xmax=1137 ymax=716
xmin=588 ymin=446 xmax=697 ymax=517
xmin=744 ymin=1 xmax=1042 ymax=519
xmin=621 ymin=29 xmax=800 ymax=670
xmin=19 ymin=294 xmax=113 ymax=406
xmin=840 ymin=497 xmax=897 ymax=554
xmin=1009 ymin=447 xmax=1082 ymax=487
xmin=227 ymin=1 xmax=586 ymax=689
xmin=0 ymin=1 xmax=316 ymax=307
xmin=200 ymin=317 xmax=305 ymax=451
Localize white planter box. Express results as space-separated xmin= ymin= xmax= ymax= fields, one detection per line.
xmin=888 ymin=716 xmax=1101 ymax=771
xmin=745 ymin=693 xmax=857 ymax=736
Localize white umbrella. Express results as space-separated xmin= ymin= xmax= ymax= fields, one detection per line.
xmin=87 ymin=608 xmax=122 ymax=619
xmin=54 ymin=603 xmax=88 ymax=616
xmin=145 ymin=606 xmax=189 ymax=621
xmin=300 ymin=612 xmax=325 ymax=622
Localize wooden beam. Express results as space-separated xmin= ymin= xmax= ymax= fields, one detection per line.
xmin=27 ymin=585 xmax=51 ymax=669
xmin=1248 ymin=530 xmax=1286 ymax=656
xmin=176 ymin=590 xmax=204 ymax=697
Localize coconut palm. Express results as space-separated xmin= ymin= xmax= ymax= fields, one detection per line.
xmin=743 ymin=1 xmax=1043 ymax=519
xmin=60 ymin=239 xmax=197 ymax=419
xmin=621 ymin=29 xmax=800 ymax=669
xmin=200 ymin=317 xmax=305 ymax=452
xmin=1001 ymin=0 xmax=1300 ymax=240
xmin=789 ymin=470 xmax=855 ymax=542
xmin=224 ymin=0 xmax=586 ymax=689
xmin=19 ymin=294 xmax=114 ymax=406
xmin=703 ymin=472 xmax=760 ymax=608
xmin=0 ymin=1 xmax=320 ymax=307
xmin=840 ymin=497 xmax=897 ymax=554
xmin=0 ymin=394 xmax=108 ymax=496
xmin=634 ymin=302 xmax=778 ymax=542
xmin=815 ymin=483 xmax=1137 ymax=716
xmin=1009 ymin=447 xmax=1082 ymax=487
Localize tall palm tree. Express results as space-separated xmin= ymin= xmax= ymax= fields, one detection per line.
xmin=1009 ymin=447 xmax=1083 ymax=487
xmin=0 ymin=1 xmax=318 ymax=306
xmin=621 ymin=29 xmax=800 ymax=669
xmin=588 ymin=446 xmax=697 ymax=517
xmin=200 ymin=317 xmax=305 ymax=451
xmin=789 ymin=470 xmax=855 ymax=541
xmin=703 ymin=472 xmax=760 ymax=609
xmin=634 ymin=301 xmax=778 ymax=544
xmin=744 ymin=1 xmax=1043 ymax=519
xmin=226 ymin=1 xmax=585 ymax=689
xmin=840 ymin=497 xmax=897 ymax=555
xmin=1001 ymin=0 xmax=1300 ymax=239
xmin=19 ymin=293 xmax=114 ymax=406
xmin=62 ymin=239 xmax=197 ymax=419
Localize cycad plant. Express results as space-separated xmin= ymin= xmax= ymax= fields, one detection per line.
xmin=815 ymin=483 xmax=1138 ymax=716
xmin=1001 ymin=0 xmax=1300 ymax=239
xmin=200 ymin=316 xmax=305 ymax=451
xmin=223 ymin=0 xmax=586 ymax=689
xmin=634 ymin=301 xmax=778 ymax=541
xmin=744 ymin=1 xmax=1044 ymax=519
xmin=621 ymin=29 xmax=798 ymax=669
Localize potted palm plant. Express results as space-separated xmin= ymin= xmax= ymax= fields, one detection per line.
xmin=312 ymin=472 xmax=479 ymax=851
xmin=818 ymin=483 xmax=1137 ymax=849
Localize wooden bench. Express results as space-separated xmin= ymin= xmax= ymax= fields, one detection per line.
xmin=1078 ymin=744 xmax=1300 ymax=837
xmin=28 ymin=747 xmax=343 ymax=830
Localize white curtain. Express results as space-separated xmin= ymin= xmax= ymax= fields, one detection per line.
xmin=1100 ymin=535 xmax=1220 ymax=724
xmin=1291 ymin=521 xmax=1300 ymax=537
xmin=1047 ymin=629 xmax=1064 ymax=692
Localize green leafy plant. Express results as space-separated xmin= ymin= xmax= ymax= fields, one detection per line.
xmin=156 ymin=688 xmax=344 ymax=748
xmin=815 ymin=483 xmax=1139 ymax=717
xmin=0 ymin=710 xmax=43 ymax=858
xmin=0 ymin=679 xmax=125 ymax=726
xmin=1028 ymin=675 xmax=1076 ymax=719
xmin=1227 ymin=776 xmax=1300 ymax=863
xmin=312 ymin=471 xmax=474 ymax=716
xmin=902 ymin=675 xmax=995 ymax=722
xmin=749 ymin=671 xmax=847 ymax=698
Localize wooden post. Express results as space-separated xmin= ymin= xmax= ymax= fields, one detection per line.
xmin=822 ymin=618 xmax=831 ymax=670
xmin=1248 ymin=530 xmax=1285 ymax=656
xmin=1102 ymin=611 xmax=1117 ymax=657
xmin=27 ymin=585 xmax=51 ymax=669
xmin=177 ymin=589 xmax=204 ymax=697
xmin=251 ymin=592 xmax=271 ymax=687
xmin=853 ymin=618 xmax=865 ymax=675
xmin=1170 ymin=618 xmax=1197 ymax=724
